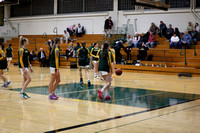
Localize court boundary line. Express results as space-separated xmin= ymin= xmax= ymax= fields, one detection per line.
xmin=95 ymin=104 xmax=200 ymax=133
xmin=44 ymin=98 xmax=200 ymax=133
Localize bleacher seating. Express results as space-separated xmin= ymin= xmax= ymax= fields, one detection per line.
xmin=3 ymin=34 xmax=200 ymax=76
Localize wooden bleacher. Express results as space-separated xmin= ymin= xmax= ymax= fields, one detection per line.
xmin=3 ymin=34 xmax=200 ymax=76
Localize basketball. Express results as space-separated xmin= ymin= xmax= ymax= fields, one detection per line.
xmin=115 ymin=68 xmax=122 ymax=76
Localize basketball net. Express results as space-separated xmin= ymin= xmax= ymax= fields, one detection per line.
xmin=135 ymin=5 xmax=144 ymax=13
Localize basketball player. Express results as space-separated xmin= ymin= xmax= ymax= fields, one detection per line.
xmin=18 ymin=36 xmax=33 ymax=98
xmin=77 ymin=41 xmax=91 ymax=86
xmin=97 ymin=43 xmax=112 ymax=100
xmin=90 ymin=43 xmax=100 ymax=79
xmin=5 ymin=43 xmax=13 ymax=72
xmin=0 ymin=43 xmax=11 ymax=87
xmin=48 ymin=37 xmax=61 ymax=100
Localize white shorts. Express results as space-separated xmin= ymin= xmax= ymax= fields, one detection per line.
xmin=20 ymin=68 xmax=29 ymax=75
xmin=93 ymin=61 xmax=98 ymax=63
xmin=79 ymin=65 xmax=90 ymax=69
xmin=50 ymin=67 xmax=59 ymax=74
xmin=99 ymin=71 xmax=108 ymax=76
xmin=7 ymin=57 xmax=12 ymax=61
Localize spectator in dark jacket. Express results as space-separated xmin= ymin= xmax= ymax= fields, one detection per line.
xmin=149 ymin=22 xmax=159 ymax=34
xmin=104 ymin=16 xmax=113 ymax=38
xmin=37 ymin=48 xmax=46 ymax=67
xmin=191 ymin=27 xmax=199 ymax=45
xmin=174 ymin=27 xmax=180 ymax=38
xmin=137 ymin=42 xmax=149 ymax=61
xmin=179 ymin=30 xmax=192 ymax=49
xmin=159 ymin=21 xmax=167 ymax=37
xmin=165 ymin=24 xmax=174 ymax=41
xmin=114 ymin=40 xmax=125 ymax=64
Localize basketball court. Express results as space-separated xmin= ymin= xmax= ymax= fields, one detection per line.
xmin=0 ymin=66 xmax=200 ymax=132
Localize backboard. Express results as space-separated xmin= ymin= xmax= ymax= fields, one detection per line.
xmin=134 ymin=0 xmax=170 ymax=11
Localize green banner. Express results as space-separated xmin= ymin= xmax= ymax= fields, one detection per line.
xmin=0 ymin=6 xmax=4 ymax=26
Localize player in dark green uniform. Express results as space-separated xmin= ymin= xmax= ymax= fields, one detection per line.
xmin=18 ymin=36 xmax=33 ymax=99
xmin=0 ymin=43 xmax=11 ymax=87
xmin=90 ymin=43 xmax=100 ymax=79
xmin=48 ymin=37 xmax=60 ymax=100
xmin=77 ymin=41 xmax=91 ymax=86
xmin=5 ymin=43 xmax=13 ymax=71
xmin=97 ymin=43 xmax=112 ymax=100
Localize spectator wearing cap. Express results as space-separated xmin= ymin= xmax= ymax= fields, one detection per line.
xmin=133 ymin=32 xmax=141 ymax=48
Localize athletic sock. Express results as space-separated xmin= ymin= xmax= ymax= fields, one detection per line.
xmin=105 ymin=91 xmax=109 ymax=96
xmin=101 ymin=88 xmax=105 ymax=92
xmin=21 ymin=90 xmax=25 ymax=93
xmin=80 ymin=78 xmax=83 ymax=81
xmin=49 ymin=93 xmax=52 ymax=96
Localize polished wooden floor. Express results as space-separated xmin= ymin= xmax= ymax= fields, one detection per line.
xmin=0 ymin=66 xmax=200 ymax=133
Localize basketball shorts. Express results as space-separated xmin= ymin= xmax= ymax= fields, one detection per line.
xmin=20 ymin=68 xmax=29 ymax=75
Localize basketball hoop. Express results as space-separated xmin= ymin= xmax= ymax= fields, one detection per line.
xmin=135 ymin=5 xmax=144 ymax=13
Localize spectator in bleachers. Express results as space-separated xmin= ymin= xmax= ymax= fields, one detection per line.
xmin=62 ymin=30 xmax=70 ymax=43
xmin=37 ymin=48 xmax=46 ymax=67
xmin=104 ymin=16 xmax=113 ymax=38
xmin=159 ymin=21 xmax=167 ymax=37
xmin=149 ymin=22 xmax=159 ymax=35
xmin=187 ymin=22 xmax=193 ymax=34
xmin=174 ymin=27 xmax=180 ymax=38
xmin=67 ymin=24 xmax=76 ymax=36
xmin=125 ymin=34 xmax=133 ymax=60
xmin=133 ymin=32 xmax=141 ymax=48
xmin=191 ymin=27 xmax=199 ymax=45
xmin=66 ymin=42 xmax=75 ymax=59
xmin=140 ymin=30 xmax=150 ymax=43
xmin=170 ymin=33 xmax=180 ymax=49
xmin=137 ymin=42 xmax=149 ymax=61
xmin=29 ymin=50 xmax=37 ymax=64
xmin=179 ymin=30 xmax=192 ymax=49
xmin=114 ymin=40 xmax=125 ymax=64
xmin=76 ymin=23 xmax=85 ymax=37
xmin=165 ymin=24 xmax=174 ymax=41
xmin=195 ymin=23 xmax=200 ymax=32
xmin=46 ymin=39 xmax=54 ymax=53
xmin=146 ymin=32 xmax=157 ymax=48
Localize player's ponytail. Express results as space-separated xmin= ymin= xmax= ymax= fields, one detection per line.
xmin=19 ymin=36 xmax=27 ymax=50
xmin=81 ymin=41 xmax=86 ymax=50
xmin=51 ymin=37 xmax=60 ymax=54
xmin=102 ymin=42 xmax=109 ymax=59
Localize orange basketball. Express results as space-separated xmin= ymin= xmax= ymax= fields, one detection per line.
xmin=115 ymin=68 xmax=122 ymax=76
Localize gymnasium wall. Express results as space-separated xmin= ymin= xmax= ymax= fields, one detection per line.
xmin=0 ymin=8 xmax=200 ymax=36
